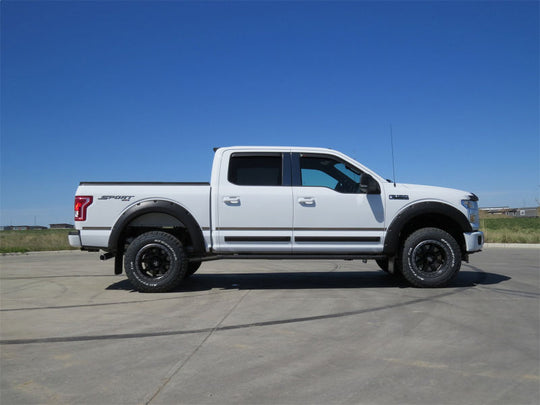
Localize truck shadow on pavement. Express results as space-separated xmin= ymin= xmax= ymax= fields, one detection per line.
xmin=107 ymin=268 xmax=510 ymax=293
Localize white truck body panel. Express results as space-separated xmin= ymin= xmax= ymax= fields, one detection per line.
xmin=291 ymin=187 xmax=386 ymax=253
xmin=74 ymin=184 xmax=211 ymax=249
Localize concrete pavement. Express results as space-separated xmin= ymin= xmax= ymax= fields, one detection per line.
xmin=1 ymin=247 xmax=538 ymax=404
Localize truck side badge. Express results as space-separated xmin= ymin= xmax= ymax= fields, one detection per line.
xmin=389 ymin=195 xmax=409 ymax=200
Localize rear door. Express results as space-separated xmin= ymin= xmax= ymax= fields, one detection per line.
xmin=214 ymin=151 xmax=293 ymax=253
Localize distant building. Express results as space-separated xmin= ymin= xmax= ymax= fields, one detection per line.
xmin=9 ymin=225 xmax=48 ymax=230
xmin=50 ymin=223 xmax=75 ymax=229
xmin=506 ymin=207 xmax=539 ymax=218
xmin=480 ymin=206 xmax=539 ymax=218
xmin=480 ymin=207 xmax=510 ymax=215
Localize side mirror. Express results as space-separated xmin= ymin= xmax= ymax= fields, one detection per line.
xmin=359 ymin=174 xmax=381 ymax=195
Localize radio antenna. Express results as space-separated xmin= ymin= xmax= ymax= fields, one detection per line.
xmin=390 ymin=124 xmax=397 ymax=187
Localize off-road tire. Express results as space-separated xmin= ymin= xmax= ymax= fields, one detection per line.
xmin=401 ymin=227 xmax=461 ymax=288
xmin=124 ymin=231 xmax=187 ymax=293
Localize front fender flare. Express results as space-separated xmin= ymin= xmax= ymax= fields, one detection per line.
xmin=383 ymin=201 xmax=472 ymax=256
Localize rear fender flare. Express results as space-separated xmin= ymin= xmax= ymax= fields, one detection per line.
xmin=108 ymin=200 xmax=205 ymax=255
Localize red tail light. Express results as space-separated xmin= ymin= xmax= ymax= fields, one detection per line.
xmin=74 ymin=196 xmax=93 ymax=221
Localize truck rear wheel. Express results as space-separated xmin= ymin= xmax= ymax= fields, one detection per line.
xmin=401 ymin=228 xmax=461 ymax=288
xmin=124 ymin=231 xmax=187 ymax=293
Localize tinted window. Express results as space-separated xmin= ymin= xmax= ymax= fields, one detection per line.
xmin=300 ymin=156 xmax=362 ymax=193
xmin=228 ymin=155 xmax=282 ymax=186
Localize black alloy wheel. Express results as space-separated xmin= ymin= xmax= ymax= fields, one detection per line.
xmin=135 ymin=243 xmax=173 ymax=279
xmin=124 ymin=231 xmax=187 ymax=292
xmin=410 ymin=240 xmax=448 ymax=278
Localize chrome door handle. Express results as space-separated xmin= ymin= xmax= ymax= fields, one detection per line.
xmin=298 ymin=197 xmax=315 ymax=206
xmin=223 ymin=196 xmax=240 ymax=205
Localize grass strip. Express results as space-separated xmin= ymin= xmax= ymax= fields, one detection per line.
xmin=0 ymin=229 xmax=77 ymax=254
xmin=480 ymin=217 xmax=539 ymax=244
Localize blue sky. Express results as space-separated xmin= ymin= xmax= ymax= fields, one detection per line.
xmin=1 ymin=1 xmax=538 ymax=226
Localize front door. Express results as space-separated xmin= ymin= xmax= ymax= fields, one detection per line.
xmin=292 ymin=153 xmax=385 ymax=253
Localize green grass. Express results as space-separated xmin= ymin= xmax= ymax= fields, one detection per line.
xmin=480 ymin=217 xmax=540 ymax=243
xmin=0 ymin=229 xmax=77 ymax=254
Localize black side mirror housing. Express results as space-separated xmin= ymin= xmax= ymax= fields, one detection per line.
xmin=359 ymin=174 xmax=381 ymax=195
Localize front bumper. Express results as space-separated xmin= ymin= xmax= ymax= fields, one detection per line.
xmin=464 ymin=231 xmax=484 ymax=253
xmin=68 ymin=230 xmax=82 ymax=248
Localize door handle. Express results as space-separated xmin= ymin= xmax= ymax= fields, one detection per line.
xmin=298 ymin=197 xmax=315 ymax=206
xmin=223 ymin=196 xmax=240 ymax=205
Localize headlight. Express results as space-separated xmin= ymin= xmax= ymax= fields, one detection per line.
xmin=461 ymin=200 xmax=477 ymax=210
xmin=462 ymin=199 xmax=480 ymax=228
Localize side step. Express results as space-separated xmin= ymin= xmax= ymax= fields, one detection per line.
xmin=193 ymin=254 xmax=386 ymax=262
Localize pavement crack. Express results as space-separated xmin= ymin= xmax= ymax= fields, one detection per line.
xmin=144 ymin=290 xmax=251 ymax=405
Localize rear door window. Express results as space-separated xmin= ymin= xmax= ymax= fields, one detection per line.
xmin=228 ymin=154 xmax=283 ymax=186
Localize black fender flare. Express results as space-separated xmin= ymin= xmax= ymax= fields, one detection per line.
xmin=108 ymin=200 xmax=206 ymax=256
xmin=383 ymin=201 xmax=472 ymax=256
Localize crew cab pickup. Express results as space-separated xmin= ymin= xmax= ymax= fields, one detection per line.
xmin=69 ymin=146 xmax=484 ymax=292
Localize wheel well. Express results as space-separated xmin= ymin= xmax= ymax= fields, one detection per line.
xmin=118 ymin=214 xmax=197 ymax=257
xmin=397 ymin=214 xmax=466 ymax=256
xmin=108 ymin=201 xmax=206 ymax=259
xmin=121 ymin=227 xmax=195 ymax=254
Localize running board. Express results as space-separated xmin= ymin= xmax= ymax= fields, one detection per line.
xmin=192 ymin=254 xmax=386 ymax=262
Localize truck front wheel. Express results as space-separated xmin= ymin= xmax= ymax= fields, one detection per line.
xmin=401 ymin=228 xmax=461 ymax=288
xmin=124 ymin=231 xmax=187 ymax=292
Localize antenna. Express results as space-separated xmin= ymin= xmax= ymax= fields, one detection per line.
xmin=390 ymin=124 xmax=397 ymax=187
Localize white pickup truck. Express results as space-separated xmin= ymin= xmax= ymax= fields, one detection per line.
xmin=69 ymin=146 xmax=484 ymax=292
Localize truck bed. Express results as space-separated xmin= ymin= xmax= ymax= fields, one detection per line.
xmin=74 ymin=182 xmax=211 ymax=249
